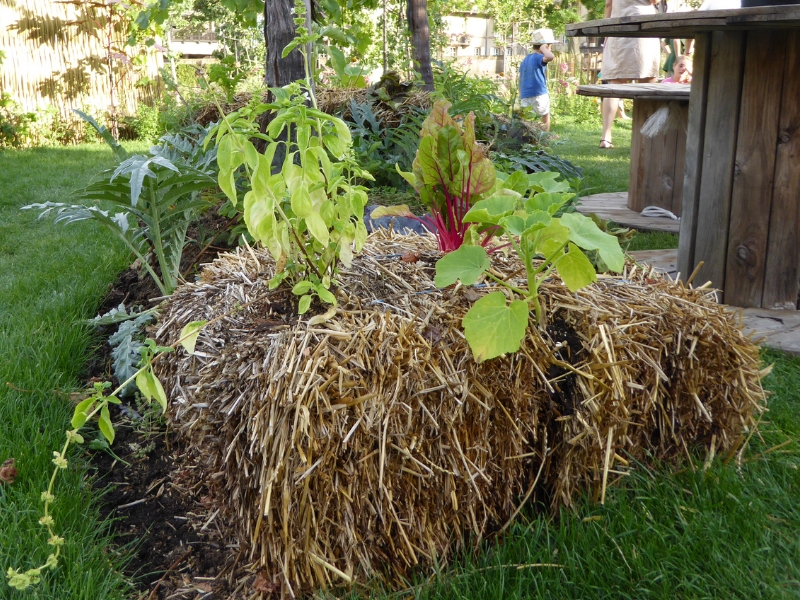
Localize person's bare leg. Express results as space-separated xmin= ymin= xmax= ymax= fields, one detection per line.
xmin=601 ymin=97 xmax=619 ymax=146
xmin=541 ymin=112 xmax=550 ymax=131
xmin=600 ymin=78 xmax=629 ymax=147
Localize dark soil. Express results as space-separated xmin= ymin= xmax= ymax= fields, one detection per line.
xmin=544 ymin=313 xmax=585 ymax=417
xmin=87 ymin=207 xmax=265 ymax=599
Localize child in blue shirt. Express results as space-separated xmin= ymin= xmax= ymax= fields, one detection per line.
xmin=519 ymin=28 xmax=556 ymax=130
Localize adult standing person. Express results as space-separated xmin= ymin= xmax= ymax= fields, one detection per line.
xmin=519 ymin=29 xmax=556 ymax=131
xmin=598 ymin=0 xmax=661 ymax=148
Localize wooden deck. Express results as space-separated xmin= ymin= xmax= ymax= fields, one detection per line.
xmin=630 ymin=249 xmax=800 ymax=355
xmin=577 ymin=192 xmax=681 ymax=233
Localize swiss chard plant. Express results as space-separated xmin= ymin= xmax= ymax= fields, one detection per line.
xmin=434 ymin=172 xmax=625 ymax=362
xmin=209 ymin=0 xmax=372 ymax=315
xmin=372 ymin=100 xmax=497 ymax=252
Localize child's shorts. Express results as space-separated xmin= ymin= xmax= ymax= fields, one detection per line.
xmin=521 ymin=94 xmax=550 ymax=116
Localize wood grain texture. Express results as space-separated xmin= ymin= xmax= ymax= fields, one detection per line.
xmin=577 ymin=193 xmax=681 ymax=233
xmin=689 ymin=31 xmax=746 ymax=293
xmin=762 ymin=31 xmax=800 ymax=309
xmin=678 ymin=33 xmax=711 ymax=280
xmin=565 ymin=6 xmax=800 ymax=38
xmin=628 ymin=99 xmax=653 ymax=213
xmin=656 ymin=116 xmax=680 ymax=214
xmin=577 ymin=83 xmax=690 ymax=100
xmin=724 ymin=31 xmax=787 ymax=307
xmin=672 ymin=104 xmax=689 ymax=217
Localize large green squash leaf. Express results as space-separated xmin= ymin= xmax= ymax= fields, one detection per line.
xmin=462 ymin=291 xmax=529 ymax=361
xmin=435 ymin=245 xmax=490 ymax=287
xmin=463 ymin=195 xmax=518 ymax=225
xmin=560 ymin=212 xmax=625 ymax=272
xmin=555 ymin=242 xmax=597 ymax=292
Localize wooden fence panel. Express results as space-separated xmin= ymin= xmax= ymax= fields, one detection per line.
xmin=0 ymin=0 xmax=162 ymax=124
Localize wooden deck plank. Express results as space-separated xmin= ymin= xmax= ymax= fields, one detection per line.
xmin=690 ymin=31 xmax=746 ymax=296
xmin=577 ymin=192 xmax=681 ymax=233
xmin=724 ymin=30 xmax=787 ymax=308
xmin=565 ymin=6 xmax=800 ymax=38
xmin=762 ymin=30 xmax=800 ymax=309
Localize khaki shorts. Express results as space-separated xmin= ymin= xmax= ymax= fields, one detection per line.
xmin=521 ymin=94 xmax=550 ymax=116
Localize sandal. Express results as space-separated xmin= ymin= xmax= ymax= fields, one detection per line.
xmin=599 ymin=139 xmax=614 ymax=149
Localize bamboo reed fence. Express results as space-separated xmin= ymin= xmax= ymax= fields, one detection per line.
xmin=0 ymin=0 xmax=162 ymax=125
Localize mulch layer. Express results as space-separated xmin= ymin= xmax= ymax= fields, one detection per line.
xmin=87 ymin=209 xmax=270 ymax=599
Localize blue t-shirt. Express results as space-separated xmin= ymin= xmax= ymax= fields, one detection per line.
xmin=519 ymin=53 xmax=548 ymax=99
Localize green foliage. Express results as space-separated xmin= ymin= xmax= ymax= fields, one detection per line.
xmin=130 ymin=102 xmax=163 ymax=143
xmin=432 ymin=62 xmax=506 ymax=120
xmin=106 ymin=309 xmax=156 ymax=396
xmin=435 ymin=170 xmax=623 ymax=361
xmin=395 ymin=100 xmax=497 ymax=251
xmin=22 ymin=132 xmax=217 ymax=296
xmin=211 ymin=82 xmax=372 ymax=313
xmin=6 ymin=332 xmax=175 ymax=591
xmin=207 ymin=54 xmax=247 ymax=102
xmin=346 ymin=100 xmax=422 ymax=188
xmin=73 ymin=110 xmax=128 ymax=161
xmin=0 ymin=50 xmax=36 ymax=147
xmin=551 ymin=77 xmax=601 ymax=125
xmin=326 ymin=48 xmax=369 ymax=88
xmin=493 ymin=146 xmax=584 ymax=181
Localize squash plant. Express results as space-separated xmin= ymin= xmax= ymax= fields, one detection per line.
xmin=435 ymin=172 xmax=625 ymax=362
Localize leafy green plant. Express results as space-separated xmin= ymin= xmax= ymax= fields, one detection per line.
xmin=5 ymin=318 xmax=209 ymax=591
xmin=208 ymin=54 xmax=247 ymax=102
xmin=74 ymin=109 xmax=128 ymax=161
xmin=210 ymin=0 xmax=372 ymax=315
xmin=23 ymin=133 xmax=217 ymax=297
xmin=0 ymin=51 xmax=37 ymax=147
xmin=434 ymin=170 xmax=624 ymax=361
xmin=345 ymin=100 xmax=421 ymax=188
xmin=492 ymin=145 xmax=584 ymax=181
xmin=130 ymin=102 xmax=163 ymax=142
xmin=326 ymin=47 xmax=368 ymax=88
xmin=373 ymin=100 xmax=497 ymax=251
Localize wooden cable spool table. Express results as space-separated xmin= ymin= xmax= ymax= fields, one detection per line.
xmin=567 ymin=6 xmax=800 ymax=309
xmin=577 ymin=83 xmax=690 ymax=217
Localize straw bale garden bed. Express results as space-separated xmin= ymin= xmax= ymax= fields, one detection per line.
xmin=152 ymin=231 xmax=765 ymax=597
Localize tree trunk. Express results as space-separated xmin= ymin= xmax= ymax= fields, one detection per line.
xmin=407 ymin=0 xmax=434 ymax=91
xmin=264 ymin=0 xmax=305 ymax=88
xmin=262 ymin=0 xmax=305 ymax=165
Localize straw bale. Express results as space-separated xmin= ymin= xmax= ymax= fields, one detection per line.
xmin=154 ymin=232 xmax=765 ymax=596
xmin=194 ymin=87 xmax=431 ymax=129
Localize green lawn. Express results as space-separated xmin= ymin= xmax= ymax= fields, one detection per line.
xmin=0 ymin=143 xmax=146 ymax=598
xmin=552 ymin=116 xmax=679 ymax=253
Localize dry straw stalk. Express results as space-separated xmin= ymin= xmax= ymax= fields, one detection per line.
xmin=154 ymin=232 xmax=766 ymax=597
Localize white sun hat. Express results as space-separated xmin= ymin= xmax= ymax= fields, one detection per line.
xmin=531 ymin=28 xmax=557 ymax=45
